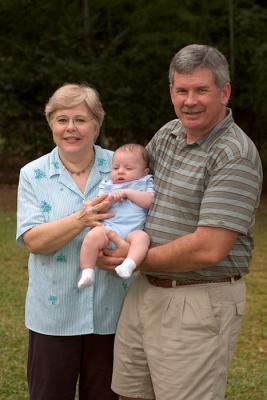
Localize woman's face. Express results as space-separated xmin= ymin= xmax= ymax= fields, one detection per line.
xmin=51 ymin=102 xmax=97 ymax=158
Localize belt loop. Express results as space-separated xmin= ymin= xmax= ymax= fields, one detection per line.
xmin=172 ymin=280 xmax=177 ymax=288
xmin=230 ymin=277 xmax=235 ymax=284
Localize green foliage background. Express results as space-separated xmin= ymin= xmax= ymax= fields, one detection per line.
xmin=0 ymin=0 xmax=266 ymax=185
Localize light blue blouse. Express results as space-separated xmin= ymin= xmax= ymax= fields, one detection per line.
xmin=16 ymin=145 xmax=132 ymax=336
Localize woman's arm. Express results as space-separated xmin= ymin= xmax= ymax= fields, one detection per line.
xmin=23 ymin=194 xmax=113 ymax=254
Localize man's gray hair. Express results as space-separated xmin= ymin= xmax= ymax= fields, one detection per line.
xmin=169 ymin=44 xmax=230 ymax=88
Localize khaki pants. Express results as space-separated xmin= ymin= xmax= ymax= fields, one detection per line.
xmin=112 ymin=274 xmax=246 ymax=400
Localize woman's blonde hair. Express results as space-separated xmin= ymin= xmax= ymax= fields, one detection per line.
xmin=44 ymin=83 xmax=105 ymax=134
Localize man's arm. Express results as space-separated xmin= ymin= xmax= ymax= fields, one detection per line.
xmin=99 ymin=226 xmax=239 ymax=273
xmin=140 ymin=226 xmax=239 ymax=273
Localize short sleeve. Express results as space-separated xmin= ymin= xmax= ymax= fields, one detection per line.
xmin=199 ymin=156 xmax=262 ymax=234
xmin=16 ymin=168 xmax=46 ymax=244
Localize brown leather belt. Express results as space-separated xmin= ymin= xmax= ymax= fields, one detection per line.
xmin=146 ymin=274 xmax=242 ymax=288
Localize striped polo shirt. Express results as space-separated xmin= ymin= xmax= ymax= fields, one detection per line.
xmin=145 ymin=109 xmax=262 ymax=280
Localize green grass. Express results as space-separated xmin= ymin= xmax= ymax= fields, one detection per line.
xmin=226 ymin=197 xmax=267 ymax=399
xmin=0 ymin=200 xmax=266 ymax=399
xmin=0 ymin=211 xmax=28 ymax=399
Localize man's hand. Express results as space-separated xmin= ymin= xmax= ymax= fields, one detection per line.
xmin=104 ymin=231 xmax=129 ymax=257
xmin=96 ymin=231 xmax=130 ymax=272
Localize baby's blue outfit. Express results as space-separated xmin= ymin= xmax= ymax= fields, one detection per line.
xmin=99 ymin=175 xmax=154 ymax=241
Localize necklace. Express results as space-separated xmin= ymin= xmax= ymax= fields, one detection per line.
xmin=63 ymin=155 xmax=95 ymax=176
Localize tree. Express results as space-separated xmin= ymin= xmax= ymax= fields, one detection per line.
xmin=0 ymin=0 xmax=266 ymax=189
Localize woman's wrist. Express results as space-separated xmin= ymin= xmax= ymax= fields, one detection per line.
xmin=74 ymin=209 xmax=88 ymax=229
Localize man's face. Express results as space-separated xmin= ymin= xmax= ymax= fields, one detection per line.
xmin=170 ymin=68 xmax=231 ymax=143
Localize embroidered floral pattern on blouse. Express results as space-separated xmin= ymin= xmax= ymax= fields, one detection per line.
xmin=122 ymin=281 xmax=129 ymax=291
xmin=56 ymin=254 xmax=67 ymax=263
xmin=97 ymin=158 xmax=106 ymax=167
xmin=34 ymin=169 xmax=46 ymax=179
xmin=48 ymin=295 xmax=58 ymax=305
xmin=40 ymin=201 xmax=52 ymax=213
xmin=52 ymin=161 xmax=60 ymax=169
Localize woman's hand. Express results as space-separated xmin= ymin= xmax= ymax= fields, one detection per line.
xmin=97 ymin=230 xmax=129 ymax=271
xmin=79 ymin=194 xmax=113 ymax=228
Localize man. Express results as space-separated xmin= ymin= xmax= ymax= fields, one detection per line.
xmin=103 ymin=44 xmax=263 ymax=400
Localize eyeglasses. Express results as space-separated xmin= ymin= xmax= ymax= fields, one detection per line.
xmin=54 ymin=115 xmax=94 ymax=127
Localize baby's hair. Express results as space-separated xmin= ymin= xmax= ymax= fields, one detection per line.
xmin=114 ymin=143 xmax=150 ymax=167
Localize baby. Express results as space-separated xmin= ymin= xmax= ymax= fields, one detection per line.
xmin=78 ymin=143 xmax=154 ymax=288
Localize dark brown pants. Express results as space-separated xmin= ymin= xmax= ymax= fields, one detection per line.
xmin=28 ymin=330 xmax=118 ymax=400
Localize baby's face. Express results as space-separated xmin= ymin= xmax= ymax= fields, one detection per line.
xmin=111 ymin=151 xmax=148 ymax=184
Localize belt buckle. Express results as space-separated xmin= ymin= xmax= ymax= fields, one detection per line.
xmin=171 ymin=280 xmax=177 ymax=288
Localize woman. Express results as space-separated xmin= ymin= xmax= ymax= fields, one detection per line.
xmin=16 ymin=83 xmax=128 ymax=400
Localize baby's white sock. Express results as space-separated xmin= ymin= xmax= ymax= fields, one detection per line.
xmin=78 ymin=268 xmax=95 ymax=288
xmin=115 ymin=258 xmax=136 ymax=279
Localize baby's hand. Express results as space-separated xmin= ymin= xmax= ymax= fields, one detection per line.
xmin=109 ymin=189 xmax=127 ymax=202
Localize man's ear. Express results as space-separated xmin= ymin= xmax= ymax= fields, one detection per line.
xmin=221 ymin=82 xmax=231 ymax=106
